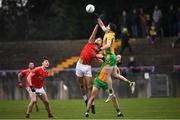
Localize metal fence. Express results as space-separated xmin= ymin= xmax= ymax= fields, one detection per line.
xmin=0 ymin=68 xmax=179 ymax=100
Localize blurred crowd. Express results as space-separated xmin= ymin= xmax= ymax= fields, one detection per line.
xmin=0 ymin=0 xmax=179 ymax=40
xmin=115 ymin=5 xmax=180 ymax=39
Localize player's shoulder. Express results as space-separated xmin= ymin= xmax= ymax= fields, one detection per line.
xmin=32 ymin=66 xmax=42 ymax=71
xmin=35 ymin=66 xmax=42 ymax=69
xmin=105 ymin=31 xmax=115 ymax=37
xmin=104 ymin=31 xmax=109 ymax=35
xmin=109 ymin=31 xmax=115 ymax=36
xmin=87 ymin=41 xmax=95 ymax=45
xmin=85 ymin=42 xmax=95 ymax=47
xmin=21 ymin=69 xmax=29 ymax=73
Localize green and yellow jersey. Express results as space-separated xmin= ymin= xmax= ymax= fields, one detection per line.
xmin=102 ymin=31 xmax=117 ymax=67
xmin=102 ymin=31 xmax=115 ymax=55
xmin=93 ymin=63 xmax=108 ymax=90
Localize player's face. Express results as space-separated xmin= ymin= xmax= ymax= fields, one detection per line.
xmin=95 ymin=38 xmax=102 ymax=47
xmin=42 ymin=60 xmax=49 ymax=68
xmin=28 ymin=62 xmax=34 ymax=69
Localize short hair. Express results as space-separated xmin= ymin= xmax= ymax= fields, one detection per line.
xmin=109 ymin=23 xmax=117 ymax=32
xmin=42 ymin=56 xmax=48 ymax=62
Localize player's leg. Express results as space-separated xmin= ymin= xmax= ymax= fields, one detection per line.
xmin=26 ymin=91 xmax=37 ymax=118
xmin=105 ymin=89 xmax=124 ymax=117
xmin=113 ymin=66 xmax=135 ymax=94
xmin=85 ymin=86 xmax=99 ymax=117
xmin=76 ymin=76 xmax=88 ymax=106
xmin=105 ymin=54 xmax=120 ymax=102
xmin=76 ymin=63 xmax=88 ymax=106
xmin=37 ymin=88 xmax=53 ymax=118
xmin=84 ymin=76 xmax=93 ymax=100
xmin=35 ymin=97 xmax=39 ymax=112
xmin=84 ymin=75 xmax=95 ymax=114
xmin=104 ymin=66 xmax=114 ymax=102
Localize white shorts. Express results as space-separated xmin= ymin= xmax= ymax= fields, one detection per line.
xmin=75 ymin=61 xmax=92 ymax=77
xmin=26 ymin=87 xmax=46 ymax=95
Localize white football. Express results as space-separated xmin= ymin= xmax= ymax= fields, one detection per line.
xmin=86 ymin=4 xmax=95 ymax=13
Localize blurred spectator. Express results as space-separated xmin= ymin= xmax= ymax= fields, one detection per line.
xmin=172 ymin=7 xmax=180 ymax=48
xmin=172 ymin=33 xmax=180 ymax=48
xmin=152 ymin=5 xmax=163 ymax=38
xmin=167 ymin=5 xmax=177 ymax=36
xmin=176 ymin=7 xmax=180 ymax=35
xmin=119 ymin=10 xmax=129 ymax=33
xmin=130 ymin=8 xmax=139 ymax=38
xmin=119 ymin=27 xmax=133 ymax=55
xmin=127 ymin=56 xmax=140 ymax=73
xmin=139 ymin=8 xmax=148 ymax=37
xmin=147 ymin=22 xmax=159 ymax=44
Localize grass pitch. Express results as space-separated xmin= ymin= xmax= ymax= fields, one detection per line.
xmin=0 ymin=98 xmax=180 ymax=119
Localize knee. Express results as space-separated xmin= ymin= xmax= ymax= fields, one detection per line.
xmin=112 ymin=94 xmax=116 ymax=99
xmin=87 ymin=85 xmax=92 ymax=91
xmin=90 ymin=96 xmax=95 ymax=102
xmin=31 ymin=100 xmax=37 ymax=104
xmin=44 ymin=100 xmax=49 ymax=105
xmin=80 ymin=84 xmax=84 ymax=89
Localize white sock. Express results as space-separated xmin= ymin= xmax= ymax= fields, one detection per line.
xmin=92 ymin=101 xmax=95 ymax=105
xmin=83 ymin=95 xmax=88 ymax=101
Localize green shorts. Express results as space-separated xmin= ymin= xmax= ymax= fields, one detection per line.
xmin=93 ymin=77 xmax=108 ymax=90
xmin=104 ymin=54 xmax=117 ymax=67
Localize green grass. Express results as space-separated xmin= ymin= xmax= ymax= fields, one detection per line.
xmin=0 ymin=98 xmax=180 ymax=119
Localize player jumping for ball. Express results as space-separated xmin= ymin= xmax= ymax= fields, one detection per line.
xmin=76 ymin=24 xmax=103 ymax=114
xmin=97 ymin=17 xmax=135 ymax=102
xmin=96 ymin=17 xmax=118 ymax=102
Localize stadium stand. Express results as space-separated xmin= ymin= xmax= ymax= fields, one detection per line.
xmin=0 ymin=37 xmax=179 ymax=72
xmin=0 ymin=37 xmax=180 ymax=99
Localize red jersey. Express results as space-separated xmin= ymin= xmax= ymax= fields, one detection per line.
xmin=20 ymin=69 xmax=31 ymax=87
xmin=31 ymin=67 xmax=48 ymax=88
xmin=80 ymin=42 xmax=96 ymax=65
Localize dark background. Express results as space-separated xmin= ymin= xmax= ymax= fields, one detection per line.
xmin=0 ymin=0 xmax=179 ymax=41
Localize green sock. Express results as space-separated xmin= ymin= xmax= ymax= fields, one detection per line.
xmin=116 ymin=108 xmax=120 ymax=113
xmin=109 ymin=89 xmax=113 ymax=94
xmin=86 ymin=109 xmax=89 ymax=113
xmin=127 ymin=80 xmax=132 ymax=86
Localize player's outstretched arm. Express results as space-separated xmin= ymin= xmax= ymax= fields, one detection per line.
xmin=97 ymin=18 xmax=107 ymax=32
xmin=88 ymin=24 xmax=99 ymax=43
